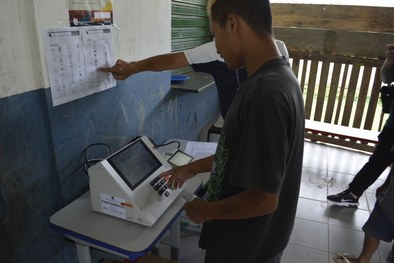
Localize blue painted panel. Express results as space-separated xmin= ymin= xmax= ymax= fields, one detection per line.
xmin=0 ymin=89 xmax=65 ymax=262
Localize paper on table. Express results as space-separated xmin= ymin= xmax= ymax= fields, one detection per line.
xmin=184 ymin=141 xmax=218 ymax=160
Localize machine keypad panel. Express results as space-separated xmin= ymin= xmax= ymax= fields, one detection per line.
xmin=150 ymin=176 xmax=170 ymax=197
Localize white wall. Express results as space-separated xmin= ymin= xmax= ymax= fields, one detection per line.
xmin=0 ymin=1 xmax=42 ymax=98
xmin=0 ymin=0 xmax=171 ymax=99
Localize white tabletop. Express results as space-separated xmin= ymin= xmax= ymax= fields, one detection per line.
xmin=50 ymin=171 xmax=209 ymax=258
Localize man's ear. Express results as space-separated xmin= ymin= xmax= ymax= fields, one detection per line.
xmin=226 ymin=14 xmax=239 ymax=37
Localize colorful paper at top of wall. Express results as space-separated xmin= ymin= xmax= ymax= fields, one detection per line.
xmin=68 ymin=0 xmax=113 ymax=26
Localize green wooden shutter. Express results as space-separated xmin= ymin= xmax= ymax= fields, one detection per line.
xmin=171 ymin=0 xmax=212 ymax=52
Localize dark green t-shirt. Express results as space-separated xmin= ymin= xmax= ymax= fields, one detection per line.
xmin=200 ymin=57 xmax=305 ymax=263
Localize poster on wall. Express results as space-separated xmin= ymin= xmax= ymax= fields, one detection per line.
xmin=68 ymin=0 xmax=113 ymax=26
xmin=43 ymin=26 xmax=116 ymax=106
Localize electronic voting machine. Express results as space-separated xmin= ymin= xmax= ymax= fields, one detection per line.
xmin=88 ymin=136 xmax=184 ymax=226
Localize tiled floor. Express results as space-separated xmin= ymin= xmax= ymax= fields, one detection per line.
xmin=94 ymin=140 xmax=393 ymax=263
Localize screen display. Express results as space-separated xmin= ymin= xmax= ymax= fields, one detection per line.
xmin=108 ymin=140 xmax=162 ymax=190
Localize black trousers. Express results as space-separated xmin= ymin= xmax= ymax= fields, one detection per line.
xmin=348 ymin=126 xmax=394 ymax=197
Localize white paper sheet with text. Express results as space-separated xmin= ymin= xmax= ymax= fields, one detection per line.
xmin=184 ymin=141 xmax=218 ymax=160
xmin=43 ymin=26 xmax=115 ymax=106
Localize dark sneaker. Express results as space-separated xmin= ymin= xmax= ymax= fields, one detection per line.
xmin=327 ymin=190 xmax=359 ymax=207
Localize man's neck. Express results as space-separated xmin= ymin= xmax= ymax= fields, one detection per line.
xmin=242 ymin=35 xmax=280 ymax=76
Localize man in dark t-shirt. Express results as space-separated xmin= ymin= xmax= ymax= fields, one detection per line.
xmin=161 ymin=0 xmax=305 ymax=262
xmin=198 ymin=57 xmax=305 ymax=263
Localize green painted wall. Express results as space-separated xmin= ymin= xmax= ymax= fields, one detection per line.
xmin=171 ymin=0 xmax=211 ymax=51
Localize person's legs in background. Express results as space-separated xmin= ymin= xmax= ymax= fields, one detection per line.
xmin=328 ymin=127 xmax=394 ymax=207
xmin=349 ymin=127 xmax=394 ymax=197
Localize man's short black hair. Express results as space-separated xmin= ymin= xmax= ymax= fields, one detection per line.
xmin=210 ymin=0 xmax=273 ymax=35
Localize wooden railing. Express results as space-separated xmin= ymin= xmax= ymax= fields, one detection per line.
xmin=289 ymin=52 xmax=385 ymax=131
xmin=285 ymin=51 xmax=385 ymax=152
xmin=270 ymin=3 xmax=394 ymax=151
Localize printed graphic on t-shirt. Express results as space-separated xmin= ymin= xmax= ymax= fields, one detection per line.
xmin=207 ymin=134 xmax=229 ymax=202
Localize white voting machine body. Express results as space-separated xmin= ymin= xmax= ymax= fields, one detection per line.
xmin=89 ymin=136 xmax=184 ymax=226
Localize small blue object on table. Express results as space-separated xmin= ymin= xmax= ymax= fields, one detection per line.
xmin=171 ymin=75 xmax=190 ymax=84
